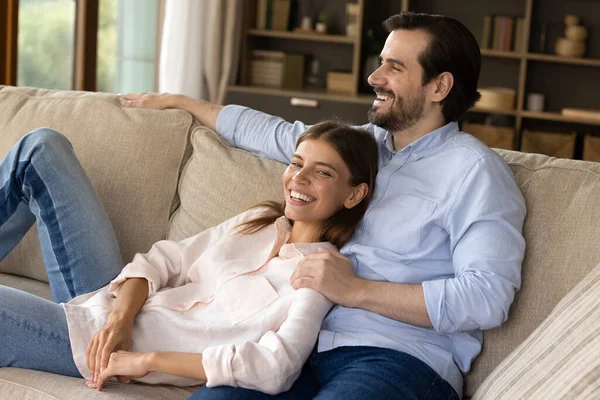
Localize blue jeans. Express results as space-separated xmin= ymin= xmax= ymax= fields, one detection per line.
xmin=189 ymin=346 xmax=459 ymax=400
xmin=0 ymin=128 xmax=124 ymax=376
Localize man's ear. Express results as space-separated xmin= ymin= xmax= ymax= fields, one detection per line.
xmin=344 ymin=183 xmax=369 ymax=209
xmin=430 ymin=72 xmax=454 ymax=104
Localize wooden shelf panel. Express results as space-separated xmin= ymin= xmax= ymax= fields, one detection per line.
xmin=526 ymin=53 xmax=600 ymax=67
xmin=480 ymin=49 xmax=524 ymax=60
xmin=247 ymin=29 xmax=357 ymax=44
xmin=469 ymin=106 xmax=519 ymax=116
xmin=228 ymin=85 xmax=374 ymax=105
xmin=521 ymin=111 xmax=600 ymax=126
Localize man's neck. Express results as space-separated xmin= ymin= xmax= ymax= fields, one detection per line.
xmin=391 ymin=114 xmax=446 ymax=151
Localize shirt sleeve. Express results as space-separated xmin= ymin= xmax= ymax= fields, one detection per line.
xmin=423 ymin=154 xmax=526 ymax=333
xmin=201 ymin=288 xmax=333 ymax=395
xmin=216 ymin=105 xmax=308 ymax=164
xmin=107 ymin=209 xmax=264 ymax=297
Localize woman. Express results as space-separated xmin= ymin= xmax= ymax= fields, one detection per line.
xmin=0 ymin=120 xmax=378 ymax=395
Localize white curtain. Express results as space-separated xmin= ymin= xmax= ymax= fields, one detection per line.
xmin=159 ymin=0 xmax=243 ymax=104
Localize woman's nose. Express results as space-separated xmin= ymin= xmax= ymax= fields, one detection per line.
xmin=293 ymin=170 xmax=310 ymax=184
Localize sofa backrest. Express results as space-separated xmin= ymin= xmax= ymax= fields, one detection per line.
xmin=0 ymin=86 xmax=193 ymax=284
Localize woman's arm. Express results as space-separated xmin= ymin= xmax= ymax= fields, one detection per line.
xmin=93 ymin=350 xmax=206 ymax=391
xmin=87 ymin=278 xmax=149 ymax=382
xmin=93 ymin=289 xmax=332 ymax=394
xmin=202 ymin=288 xmax=332 ymax=394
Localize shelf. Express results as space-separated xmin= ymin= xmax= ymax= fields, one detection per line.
xmin=521 ymin=111 xmax=600 ymax=126
xmin=480 ymin=49 xmax=524 ymax=60
xmin=228 ymin=85 xmax=374 ymax=105
xmin=247 ymin=29 xmax=357 ymax=44
xmin=526 ymin=53 xmax=600 ymax=67
xmin=469 ymin=106 xmax=519 ymax=116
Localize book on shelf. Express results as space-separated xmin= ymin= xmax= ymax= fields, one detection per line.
xmin=255 ymin=0 xmax=291 ymax=31
xmin=250 ymin=50 xmax=304 ymax=89
xmin=513 ymin=17 xmax=526 ymax=53
xmin=481 ymin=15 xmax=492 ymax=49
xmin=492 ymin=16 xmax=514 ymax=52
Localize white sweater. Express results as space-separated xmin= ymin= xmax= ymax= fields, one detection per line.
xmin=63 ymin=209 xmax=334 ymax=394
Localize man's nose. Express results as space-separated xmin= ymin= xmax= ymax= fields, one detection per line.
xmin=368 ymin=64 xmax=385 ymax=87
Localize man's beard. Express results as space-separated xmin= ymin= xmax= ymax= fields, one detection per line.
xmin=368 ymin=88 xmax=426 ymax=132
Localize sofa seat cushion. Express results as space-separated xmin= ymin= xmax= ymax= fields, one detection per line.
xmin=167 ymin=125 xmax=287 ymax=241
xmin=0 ymin=86 xmax=193 ymax=283
xmin=472 ymin=263 xmax=600 ymax=399
xmin=0 ymin=273 xmax=51 ymax=299
xmin=0 ymin=368 xmax=197 ymax=400
xmin=465 ymin=150 xmax=600 ymax=396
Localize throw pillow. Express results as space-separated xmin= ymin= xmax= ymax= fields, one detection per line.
xmin=472 ymin=263 xmax=600 ymax=399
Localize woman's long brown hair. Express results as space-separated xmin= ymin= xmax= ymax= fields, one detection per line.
xmin=235 ymin=120 xmax=378 ymax=249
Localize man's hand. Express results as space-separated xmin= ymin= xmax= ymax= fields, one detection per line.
xmin=89 ymin=351 xmax=151 ymax=391
xmin=86 ymin=316 xmax=134 ymax=386
xmin=119 ymin=92 xmax=181 ymax=110
xmin=290 ymin=248 xmax=362 ymax=307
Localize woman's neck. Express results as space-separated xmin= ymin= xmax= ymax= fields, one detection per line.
xmin=288 ymin=221 xmax=322 ymax=243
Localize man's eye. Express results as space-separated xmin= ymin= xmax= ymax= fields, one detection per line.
xmin=317 ymin=171 xmax=332 ymax=177
xmin=290 ymin=162 xmax=302 ymax=168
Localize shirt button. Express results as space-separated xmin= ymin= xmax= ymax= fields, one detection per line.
xmin=394 ymin=160 xmax=400 ymax=165
xmin=375 ymin=192 xmax=380 ymax=197
xmin=411 ymin=153 xmax=418 ymax=159
xmin=356 ymin=229 xmax=362 ymax=235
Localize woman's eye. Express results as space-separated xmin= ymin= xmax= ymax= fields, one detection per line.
xmin=290 ymin=162 xmax=302 ymax=168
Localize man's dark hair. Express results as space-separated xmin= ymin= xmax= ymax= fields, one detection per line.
xmin=383 ymin=12 xmax=481 ymax=123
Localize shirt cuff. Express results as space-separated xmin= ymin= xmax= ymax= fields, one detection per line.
xmin=202 ymin=344 xmax=237 ymax=388
xmin=215 ymin=104 xmax=249 ymax=146
xmin=107 ymin=263 xmax=161 ymax=297
xmin=422 ymin=278 xmax=454 ymax=333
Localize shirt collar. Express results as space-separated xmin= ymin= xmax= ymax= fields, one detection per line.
xmin=270 ymin=216 xmax=336 ymax=259
xmin=382 ymin=121 xmax=459 ymax=155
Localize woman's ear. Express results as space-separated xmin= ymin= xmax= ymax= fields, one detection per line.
xmin=344 ymin=183 xmax=369 ymax=209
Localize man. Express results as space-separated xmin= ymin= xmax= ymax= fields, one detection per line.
xmin=121 ymin=12 xmax=526 ymax=400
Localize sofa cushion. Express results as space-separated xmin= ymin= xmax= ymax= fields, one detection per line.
xmin=465 ymin=150 xmax=600 ymax=396
xmin=472 ymin=263 xmax=600 ymax=400
xmin=0 ymin=367 xmax=197 ymax=400
xmin=167 ymin=125 xmax=287 ymax=241
xmin=0 ymin=86 xmax=193 ymax=284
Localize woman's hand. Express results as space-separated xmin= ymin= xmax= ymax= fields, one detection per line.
xmin=86 ymin=316 xmax=134 ymax=385
xmin=88 ymin=351 xmax=152 ymax=391
xmin=119 ymin=92 xmax=182 ymax=110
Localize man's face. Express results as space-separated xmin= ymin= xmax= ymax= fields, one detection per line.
xmin=367 ymin=29 xmax=430 ymax=133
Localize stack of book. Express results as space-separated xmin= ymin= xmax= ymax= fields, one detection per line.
xmin=481 ymin=15 xmax=526 ymax=53
xmin=250 ymin=50 xmax=304 ymax=89
xmin=256 ymin=0 xmax=292 ymax=31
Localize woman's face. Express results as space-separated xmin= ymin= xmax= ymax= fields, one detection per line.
xmin=282 ymin=138 xmax=361 ymax=225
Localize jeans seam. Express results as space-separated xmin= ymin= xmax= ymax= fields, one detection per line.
xmin=0 ymin=310 xmax=70 ymax=345
xmin=419 ymin=375 xmax=439 ymax=400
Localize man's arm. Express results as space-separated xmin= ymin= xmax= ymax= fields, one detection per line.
xmin=290 ymin=249 xmax=432 ymax=328
xmin=292 ymin=155 xmax=526 ymax=333
xmin=119 ymin=93 xmax=222 ymax=131
xmin=119 ymin=93 xmax=309 ymax=164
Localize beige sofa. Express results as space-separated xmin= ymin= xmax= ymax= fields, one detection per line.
xmin=0 ymin=86 xmax=598 ymax=399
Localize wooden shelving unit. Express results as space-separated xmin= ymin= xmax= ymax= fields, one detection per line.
xmin=246 ymin=29 xmax=357 ymax=44
xmin=228 ymin=84 xmax=374 ymax=105
xmin=230 ymin=0 xmax=599 ymax=147
xmin=236 ymin=0 xmax=366 ymax=101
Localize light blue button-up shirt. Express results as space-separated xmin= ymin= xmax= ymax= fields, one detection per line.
xmin=216 ymin=105 xmax=526 ymax=396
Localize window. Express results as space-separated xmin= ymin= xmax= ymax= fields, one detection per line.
xmin=3 ymin=0 xmax=159 ymax=93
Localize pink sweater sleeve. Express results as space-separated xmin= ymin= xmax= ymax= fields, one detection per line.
xmin=108 ymin=209 xmax=263 ymax=297
xmin=201 ymin=288 xmax=333 ymax=394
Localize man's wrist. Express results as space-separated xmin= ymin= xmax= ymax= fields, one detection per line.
xmin=346 ymin=278 xmax=371 ymax=308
